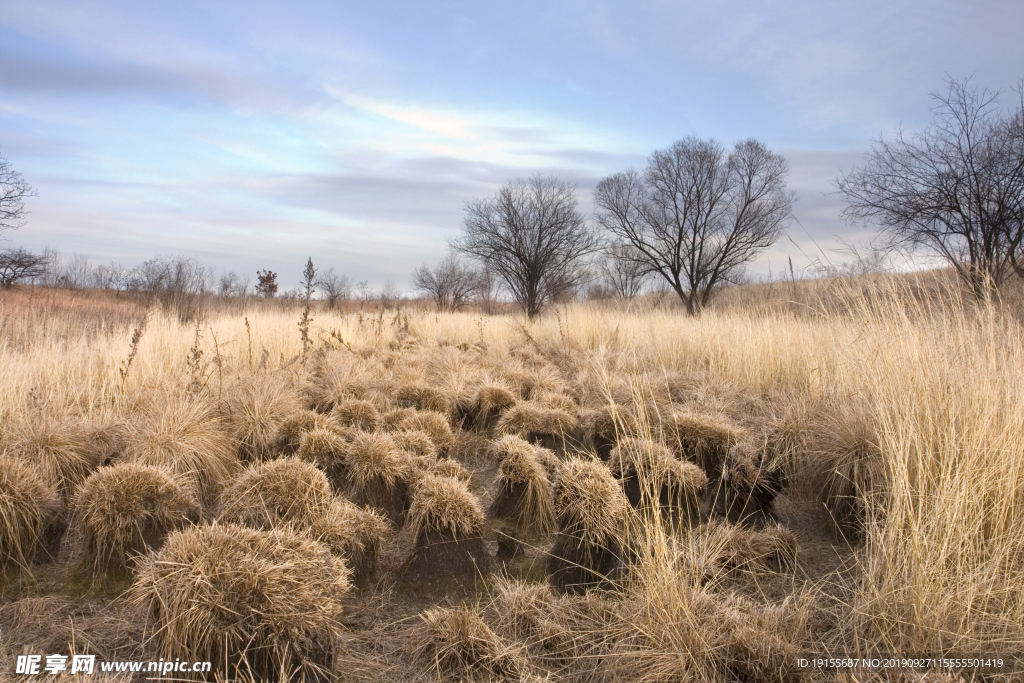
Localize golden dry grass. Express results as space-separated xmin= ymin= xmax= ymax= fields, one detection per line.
xmin=0 ymin=453 xmax=61 ymax=570
xmin=408 ymin=473 xmax=486 ymax=540
xmin=5 ymin=274 xmax=1024 ymax=677
xmin=71 ymin=461 xmax=199 ymax=576
xmin=131 ymin=522 xmax=350 ymax=682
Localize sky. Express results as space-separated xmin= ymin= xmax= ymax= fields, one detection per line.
xmin=2 ymin=0 xmax=1023 ymax=293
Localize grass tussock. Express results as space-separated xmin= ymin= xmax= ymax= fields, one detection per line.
xmin=71 ymin=462 xmax=199 ymax=577
xmin=413 ymin=605 xmax=526 ymax=682
xmin=409 ymin=474 xmax=486 ymax=540
xmin=669 ymin=411 xmax=747 ymax=479
xmin=1 ymin=410 xmax=99 ymax=502
xmin=396 ymin=409 xmax=455 ymax=453
xmin=549 ymin=457 xmax=627 ymax=594
xmin=131 ymin=522 xmax=350 ymax=682
xmin=496 ymin=402 xmax=578 ymax=440
xmin=304 ymin=500 xmax=390 ymax=584
xmin=345 ymin=430 xmax=412 ymax=525
xmin=273 ymin=409 xmax=331 ymax=456
xmin=123 ymin=399 xmax=237 ymax=507
xmin=489 ymin=435 xmax=557 ymax=540
xmin=468 ymin=382 xmax=518 ymax=429
xmin=220 ymin=374 xmax=302 ymax=461
xmin=218 ymin=457 xmax=334 ymax=527
xmin=296 ymin=426 xmax=352 ymax=490
xmin=406 ymin=474 xmax=490 ymax=585
xmin=392 ymin=429 xmax=439 ymax=459
xmin=717 ymin=443 xmax=786 ymax=524
xmin=329 ymin=398 xmax=382 ymax=432
xmin=577 ymin=404 xmax=638 ymax=460
xmin=0 ymin=453 xmax=61 ymax=570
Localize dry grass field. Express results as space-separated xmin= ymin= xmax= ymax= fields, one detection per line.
xmin=2 ymin=273 xmax=1024 ymax=682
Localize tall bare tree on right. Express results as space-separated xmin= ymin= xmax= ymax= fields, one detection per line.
xmin=836 ymin=77 xmax=1024 ymax=299
xmin=594 ymin=138 xmax=794 ymax=315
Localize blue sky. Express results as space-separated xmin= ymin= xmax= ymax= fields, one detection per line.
xmin=2 ymin=0 xmax=1023 ymax=292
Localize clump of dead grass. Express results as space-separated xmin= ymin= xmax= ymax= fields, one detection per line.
xmin=490 ymin=435 xmax=556 ymax=559
xmin=716 ymin=443 xmax=786 ymax=524
xmin=218 ymin=457 xmax=334 ymax=528
xmin=413 ymin=605 xmax=526 ymax=682
xmin=392 ymin=429 xmax=438 ymax=459
xmin=131 ymin=522 xmax=350 ymax=682
xmin=220 ymin=374 xmax=302 ymax=461
xmin=123 ymin=400 xmax=237 ymax=507
xmin=548 ymin=457 xmax=627 ymax=594
xmin=1 ymin=410 xmax=100 ymax=502
xmin=296 ymin=426 xmax=352 ymax=490
xmin=467 ymin=382 xmax=518 ymax=430
xmin=273 ymin=409 xmax=332 ymax=456
xmin=304 ymin=499 xmax=390 ymax=584
xmin=71 ymin=462 xmax=199 ymax=577
xmin=406 ymin=474 xmax=490 ymax=586
xmin=345 ymin=430 xmax=413 ymax=525
xmin=330 ymin=398 xmax=382 ymax=432
xmin=0 ymin=452 xmax=61 ymax=570
xmin=668 ymin=411 xmax=747 ymax=479
xmin=396 ymin=409 xmax=455 ymax=454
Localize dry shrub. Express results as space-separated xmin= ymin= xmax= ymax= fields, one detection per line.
xmin=668 ymin=411 xmax=747 ymax=479
xmin=468 ymin=383 xmax=518 ymax=430
xmin=218 ymin=457 xmax=334 ymax=528
xmin=71 ymin=462 xmax=199 ymax=577
xmin=406 ymin=474 xmax=490 ymax=586
xmin=273 ymin=409 xmax=331 ymax=456
xmin=490 ymin=435 xmax=556 ymax=559
xmin=131 ymin=522 xmax=350 ymax=683
xmin=296 ymin=427 xmax=352 ymax=490
xmin=0 ymin=453 xmax=61 ymax=569
xmin=1 ymin=410 xmax=99 ymax=502
xmin=220 ymin=375 xmax=302 ymax=461
xmin=392 ymin=429 xmax=438 ymax=459
xmin=549 ymin=457 xmax=627 ymax=594
xmin=345 ymin=430 xmax=412 ymax=526
xmin=329 ymin=398 xmax=381 ymax=432
xmin=305 ymin=500 xmax=390 ymax=584
xmin=413 ymin=605 xmax=525 ymax=682
xmin=123 ymin=400 xmax=237 ymax=507
xmin=716 ymin=443 xmax=785 ymax=524
xmin=397 ymin=410 xmax=455 ymax=454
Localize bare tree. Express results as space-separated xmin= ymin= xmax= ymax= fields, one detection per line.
xmin=0 ymin=248 xmax=46 ymax=287
xmin=836 ymin=77 xmax=1024 ymax=299
xmin=599 ymin=243 xmax=650 ymax=299
xmin=456 ymin=174 xmax=599 ymax=318
xmin=60 ymin=254 xmax=93 ymax=289
xmin=316 ymin=268 xmax=351 ymax=309
xmin=1 ymin=149 xmax=37 ymax=233
xmin=412 ymin=252 xmax=479 ymax=312
xmin=380 ymin=280 xmax=401 ymax=310
xmin=356 ymin=280 xmax=373 ymax=306
xmin=595 ymin=138 xmax=794 ymax=315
